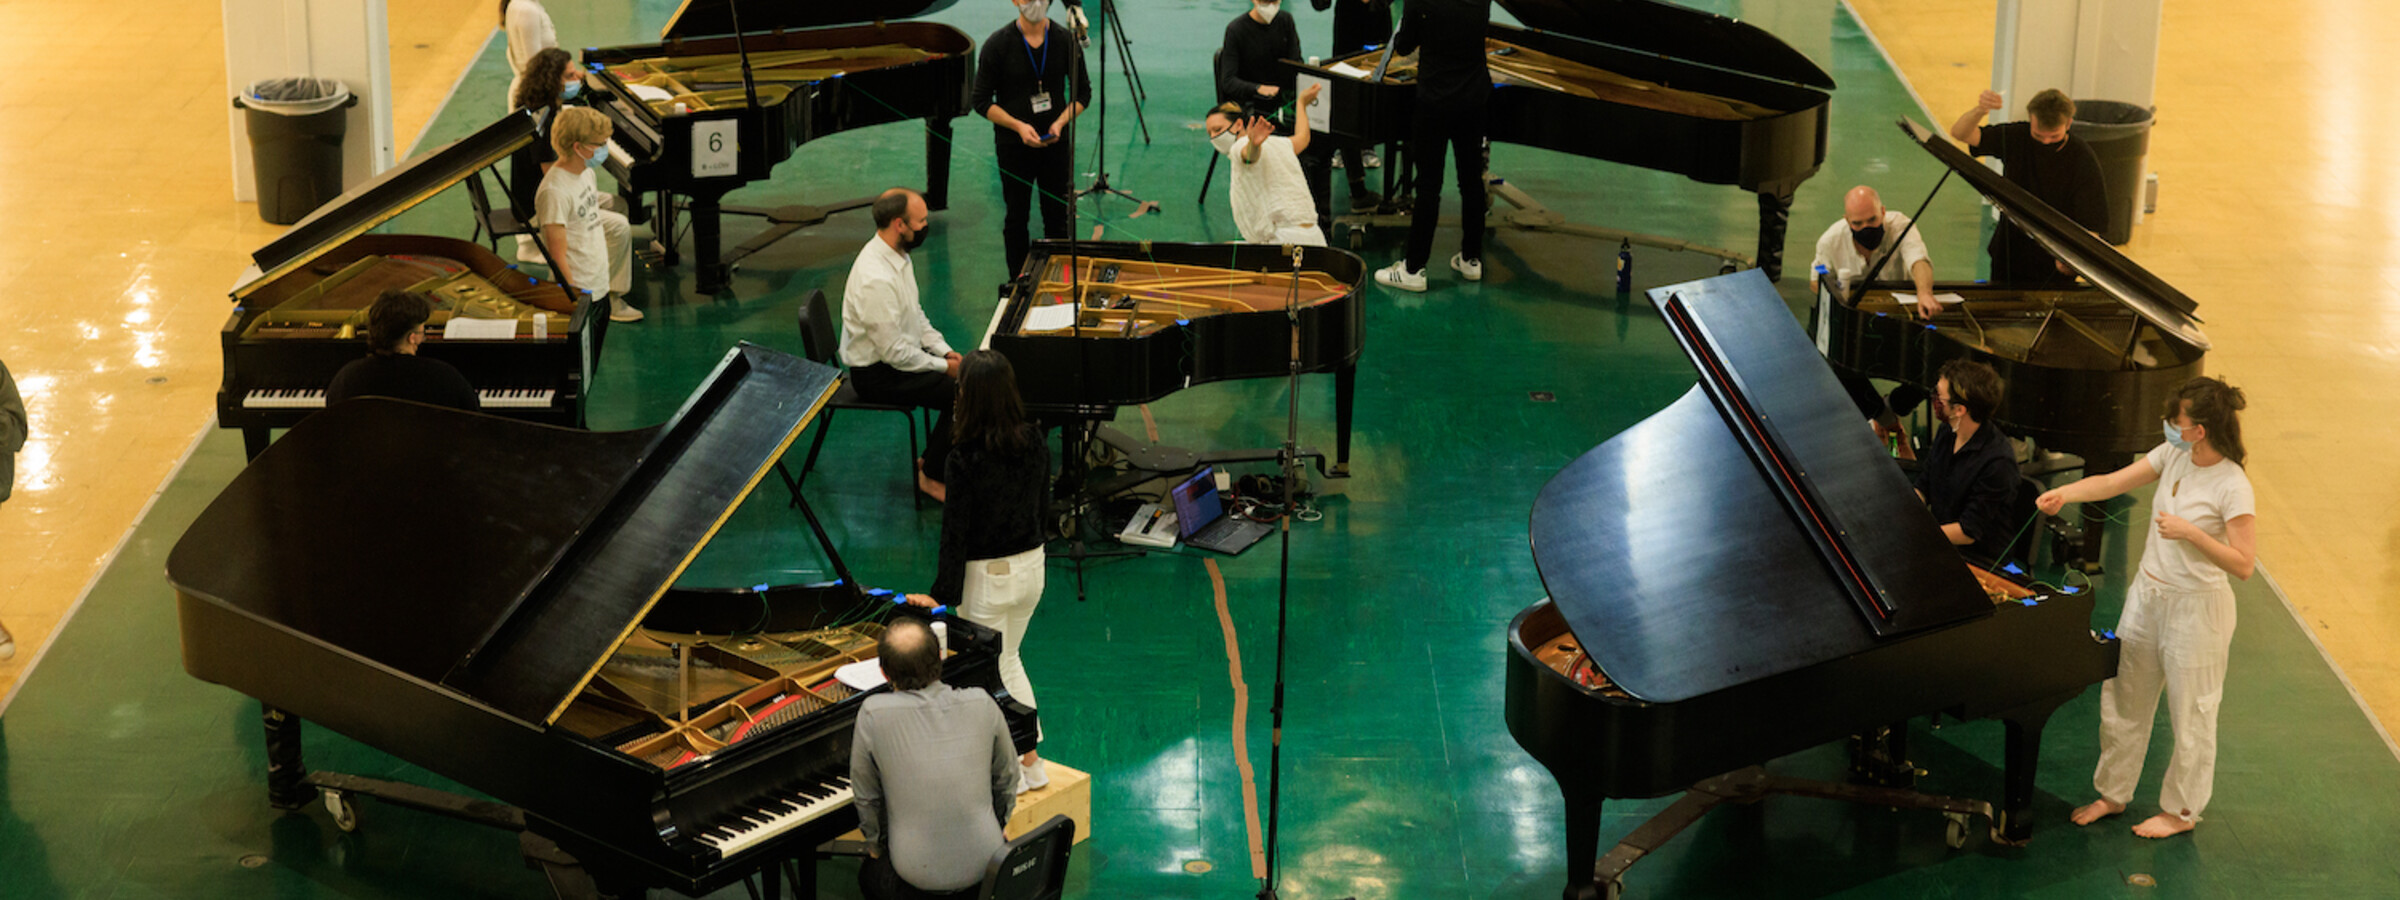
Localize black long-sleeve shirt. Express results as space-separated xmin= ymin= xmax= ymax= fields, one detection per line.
xmin=1312 ymin=0 xmax=1394 ymax=56
xmin=1392 ymin=0 xmax=1491 ymax=111
xmin=970 ymin=20 xmax=1091 ymax=134
xmin=1911 ymin=422 xmax=2023 ymax=563
xmin=930 ymin=427 xmax=1051 ymax=604
xmin=326 ymin=352 xmax=479 ymax=412
xmin=1217 ymin=11 xmax=1302 ymax=106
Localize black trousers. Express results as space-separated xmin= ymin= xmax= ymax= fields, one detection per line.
xmin=1329 ymin=0 xmax=1392 ymax=207
xmin=1403 ymin=101 xmax=1490 ymax=272
xmin=994 ymin=130 xmax=1076 ymax=277
xmin=859 ymin=854 xmax=978 ymax=900
xmin=849 ymin=363 xmax=957 ymax=481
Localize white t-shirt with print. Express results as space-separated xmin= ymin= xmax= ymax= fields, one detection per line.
xmin=2138 ymin=441 xmax=2255 ymax=593
xmin=534 ymin=164 xmax=609 ymax=302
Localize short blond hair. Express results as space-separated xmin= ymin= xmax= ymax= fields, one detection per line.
xmin=2026 ymin=89 xmax=2075 ymax=129
xmin=551 ymin=106 xmax=612 ymax=157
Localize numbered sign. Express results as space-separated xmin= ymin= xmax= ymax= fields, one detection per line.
xmin=691 ymin=119 xmax=739 ymax=178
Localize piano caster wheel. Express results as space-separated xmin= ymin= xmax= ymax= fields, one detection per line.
xmin=324 ymin=789 xmax=359 ymax=833
xmin=1347 ymin=229 xmax=1365 ymax=250
xmin=1944 ymin=812 xmax=1969 ymax=849
xmin=1603 ymin=878 xmax=1624 ymax=900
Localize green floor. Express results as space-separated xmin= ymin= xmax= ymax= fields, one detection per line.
xmin=5 ymin=1 xmax=2398 ymax=898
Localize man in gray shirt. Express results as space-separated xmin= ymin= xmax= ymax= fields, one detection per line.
xmin=852 ymin=618 xmax=1018 ymax=898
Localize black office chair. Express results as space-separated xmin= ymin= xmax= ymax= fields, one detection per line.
xmin=978 ymin=815 xmax=1075 ymax=900
xmin=463 ymin=169 xmax=537 ymax=255
xmin=774 ymin=289 xmax=933 ymax=508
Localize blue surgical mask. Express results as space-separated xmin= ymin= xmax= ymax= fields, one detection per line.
xmin=561 ymin=79 xmax=582 ymax=101
xmin=2162 ymin=419 xmax=2194 ymax=451
xmin=586 ymin=144 xmax=608 ymax=166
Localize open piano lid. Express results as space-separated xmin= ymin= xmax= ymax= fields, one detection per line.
xmin=1527 ymin=269 xmax=1991 ymax=703
xmin=235 ymin=111 xmax=537 ymax=301
xmin=659 ymin=0 xmax=961 ymax=40
xmin=1900 ymin=119 xmax=2209 ymax=351
xmin=1497 ymin=0 xmax=1835 ymax=90
xmin=165 ymin=343 xmax=841 ymax=726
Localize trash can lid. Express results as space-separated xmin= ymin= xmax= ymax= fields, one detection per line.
xmin=243 ymin=78 xmax=352 ymax=116
xmin=2071 ymin=99 xmax=2153 ymax=127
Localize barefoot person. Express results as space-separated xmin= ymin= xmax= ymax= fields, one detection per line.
xmin=2038 ymin=377 xmax=2256 ymax=839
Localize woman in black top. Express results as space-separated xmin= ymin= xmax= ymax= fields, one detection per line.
xmin=971 ymin=0 xmax=1091 ymax=278
xmin=908 ymin=350 xmax=1052 ymax=789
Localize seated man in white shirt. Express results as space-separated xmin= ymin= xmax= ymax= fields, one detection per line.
xmin=842 ymin=187 xmax=963 ymax=502
xmin=1202 ymin=82 xmax=1327 ymax=247
xmin=1811 ymin=185 xmax=1938 ymax=320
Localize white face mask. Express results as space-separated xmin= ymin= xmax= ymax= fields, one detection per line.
xmin=1255 ymin=1 xmax=1280 ymax=18
xmin=1019 ymin=0 xmax=1049 ymax=23
xmin=1210 ymin=129 xmax=1238 ymax=155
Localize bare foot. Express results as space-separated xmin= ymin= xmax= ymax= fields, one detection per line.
xmin=2069 ymin=798 xmax=2125 ymax=826
xmin=2132 ymin=812 xmax=2196 ymax=838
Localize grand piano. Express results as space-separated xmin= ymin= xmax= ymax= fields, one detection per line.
xmin=1289 ymin=0 xmax=1834 ymax=279
xmin=1504 ymin=269 xmax=2119 ymax=899
xmin=1817 ymin=120 xmax=2210 ymax=558
xmin=172 ymin=345 xmax=1022 ymax=898
xmin=218 ymin=112 xmax=606 ymax=460
xmin=583 ymin=0 xmax=974 ymax=294
xmin=982 ymin=239 xmax=1368 ymax=477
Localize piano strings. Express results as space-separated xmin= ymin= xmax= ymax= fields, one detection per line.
xmin=1334 ymin=40 xmax=1784 ymax=121
xmin=601 ymin=43 xmax=945 ymax=115
xmin=1019 ymin=255 xmax=1350 ymax=339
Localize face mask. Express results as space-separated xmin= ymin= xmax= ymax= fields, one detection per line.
xmin=561 ymin=79 xmax=582 ymax=101
xmin=2162 ymin=419 xmax=2195 ymax=451
xmin=901 ymin=221 xmax=931 ymax=251
xmin=1256 ymin=1 xmax=1280 ymax=17
xmin=1210 ymin=129 xmax=1238 ymax=155
xmin=585 ymin=144 xmax=608 ymax=166
xmin=1853 ymin=224 xmax=1886 ymax=251
xmin=1019 ymin=0 xmax=1048 ymax=23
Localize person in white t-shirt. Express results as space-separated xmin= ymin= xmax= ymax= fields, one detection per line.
xmin=501 ymin=0 xmax=558 ymax=115
xmin=2037 ymin=376 xmax=2256 ymax=839
xmin=1810 ymin=185 xmax=1938 ymax=319
xmin=1202 ymin=82 xmax=1326 ymax=247
xmin=536 ymin=107 xmax=640 ymax=322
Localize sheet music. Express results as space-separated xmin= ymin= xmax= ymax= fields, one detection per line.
xmin=1022 ymin=303 xmax=1079 ymax=333
xmin=443 ymin=316 xmax=520 ymax=340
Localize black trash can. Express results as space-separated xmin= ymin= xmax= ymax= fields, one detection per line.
xmin=238 ymin=78 xmax=357 ymax=225
xmin=2071 ymin=99 xmax=2153 ymax=245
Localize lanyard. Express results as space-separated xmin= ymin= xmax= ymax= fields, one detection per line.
xmin=1023 ymin=29 xmax=1049 ymax=81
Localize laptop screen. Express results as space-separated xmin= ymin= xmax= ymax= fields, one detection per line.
xmin=1167 ymin=467 xmax=1224 ymax=539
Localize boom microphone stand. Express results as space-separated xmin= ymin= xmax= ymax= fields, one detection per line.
xmin=1069 ymin=0 xmax=1150 ymax=210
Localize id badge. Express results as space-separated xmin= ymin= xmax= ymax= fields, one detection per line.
xmin=1031 ymin=90 xmax=1053 ymax=114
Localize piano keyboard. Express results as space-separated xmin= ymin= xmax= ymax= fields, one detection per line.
xmin=694 ymin=774 xmax=855 ymax=859
xmin=241 ymin=388 xmax=556 ymax=410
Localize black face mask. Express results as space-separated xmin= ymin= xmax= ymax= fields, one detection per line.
xmin=1853 ymin=224 xmax=1886 ymax=251
xmin=901 ymin=221 xmax=931 ymax=251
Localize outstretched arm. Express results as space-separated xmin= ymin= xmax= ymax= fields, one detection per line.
xmin=1951 ymin=89 xmax=2004 ymax=147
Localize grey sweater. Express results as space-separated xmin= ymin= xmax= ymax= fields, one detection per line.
xmin=849 ymin=683 xmax=1018 ymax=892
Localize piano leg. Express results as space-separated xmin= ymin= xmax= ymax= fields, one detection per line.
xmin=925 ymin=117 xmax=954 ymax=212
xmin=1331 ymin=363 xmax=1355 ymax=477
xmin=1558 ymin=781 xmax=1608 ymax=900
xmin=1754 ymin=188 xmax=1795 ymax=283
xmin=242 ymin=427 xmax=271 ymax=462
xmin=261 ymin=703 xmax=311 ymax=809
xmin=1995 ymin=697 xmax=2068 ymax=845
xmin=690 ymin=189 xmax=734 ymax=296
xmin=653 ymin=190 xmax=683 ymax=267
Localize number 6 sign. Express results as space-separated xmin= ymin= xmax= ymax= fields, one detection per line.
xmin=692 ymin=119 xmax=738 ymax=178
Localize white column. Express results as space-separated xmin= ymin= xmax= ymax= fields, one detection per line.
xmin=1991 ymin=0 xmax=2163 ymax=224
xmin=223 ymin=0 xmax=394 ymax=202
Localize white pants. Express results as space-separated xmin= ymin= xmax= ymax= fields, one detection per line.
xmin=597 ymin=206 xmax=633 ymax=304
xmin=2093 ymin=578 xmax=2237 ymax=821
xmin=955 ymin=545 xmax=1045 ymax=724
xmin=1271 ymin=224 xmax=1326 ymax=247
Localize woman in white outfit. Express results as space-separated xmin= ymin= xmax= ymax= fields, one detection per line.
xmin=1202 ymin=82 xmax=1328 ymax=247
xmin=501 ymin=0 xmax=558 ymax=114
xmin=908 ymin=350 xmax=1051 ymax=791
xmin=2037 ymin=376 xmax=2256 ymax=839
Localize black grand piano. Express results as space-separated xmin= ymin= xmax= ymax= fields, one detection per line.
xmin=218 ymin=112 xmax=606 ymax=461
xmin=1289 ymin=0 xmax=1834 ymax=279
xmin=1817 ymin=120 xmax=2209 ymax=559
xmin=1505 ymin=269 xmax=2119 ymax=899
xmin=172 ymin=345 xmax=1021 ymax=898
xmin=583 ymin=0 xmax=974 ymax=294
xmin=982 ymin=239 xmax=1368 ymax=477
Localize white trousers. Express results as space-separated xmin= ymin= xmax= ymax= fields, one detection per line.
xmin=2093 ymin=578 xmax=2237 ymax=821
xmin=956 ymin=545 xmax=1046 ymax=723
xmin=598 ymin=206 xmax=633 ymax=302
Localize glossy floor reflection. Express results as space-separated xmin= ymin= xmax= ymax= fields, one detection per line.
xmin=2 ymin=0 xmax=2396 ymax=898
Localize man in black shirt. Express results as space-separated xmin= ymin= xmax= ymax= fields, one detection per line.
xmin=1950 ymin=88 xmax=2109 ymax=286
xmin=1373 ymin=0 xmax=1491 ymax=293
xmin=325 ymin=290 xmax=481 ymax=412
xmin=972 ymin=0 xmax=1092 ymax=278
xmin=1912 ymin=358 xmax=2022 ymax=563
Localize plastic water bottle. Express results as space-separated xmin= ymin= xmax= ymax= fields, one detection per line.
xmin=1614 ymin=239 xmax=1633 ymax=294
xmin=532 ymin=312 xmax=549 ymax=340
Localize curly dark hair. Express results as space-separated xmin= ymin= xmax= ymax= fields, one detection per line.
xmin=2168 ymin=376 xmax=2248 ymax=465
xmin=514 ymin=47 xmax=574 ymax=112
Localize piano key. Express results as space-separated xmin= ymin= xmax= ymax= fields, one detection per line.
xmin=699 ymin=778 xmax=857 ymax=859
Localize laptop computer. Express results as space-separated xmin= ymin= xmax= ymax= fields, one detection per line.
xmin=1169 ymin=466 xmax=1273 ymax=555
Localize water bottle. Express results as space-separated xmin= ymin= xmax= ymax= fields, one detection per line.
xmin=532 ymin=312 xmax=549 ymax=340
xmin=1614 ymin=239 xmax=1633 ymax=294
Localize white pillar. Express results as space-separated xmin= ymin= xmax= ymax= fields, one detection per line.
xmin=1991 ymin=0 xmax=2162 ymax=224
xmin=224 ymin=0 xmax=394 ymax=202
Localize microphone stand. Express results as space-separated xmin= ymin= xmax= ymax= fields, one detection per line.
xmin=1069 ymin=0 xmax=1150 ymax=210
